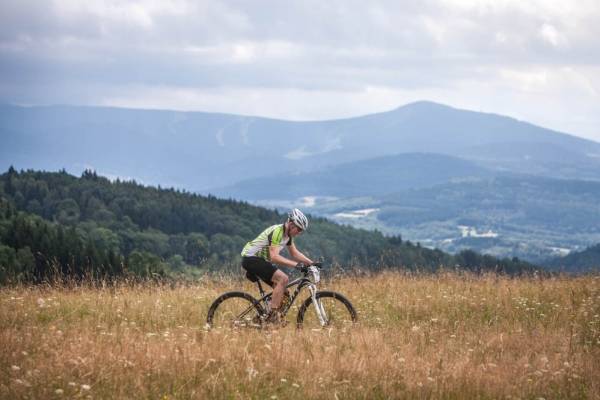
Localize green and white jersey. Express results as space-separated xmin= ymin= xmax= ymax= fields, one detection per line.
xmin=241 ymin=224 xmax=292 ymax=261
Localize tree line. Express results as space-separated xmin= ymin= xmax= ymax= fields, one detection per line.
xmin=0 ymin=167 xmax=536 ymax=283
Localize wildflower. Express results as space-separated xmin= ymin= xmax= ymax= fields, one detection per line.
xmin=280 ymin=378 xmax=287 ymax=383
xmin=247 ymin=367 xmax=258 ymax=380
xmin=11 ymin=365 xmax=20 ymax=371
xmin=411 ymin=325 xmax=420 ymax=332
xmin=55 ymin=389 xmax=64 ymax=395
xmin=81 ymin=384 xmax=91 ymax=390
xmin=292 ymin=383 xmax=300 ymax=388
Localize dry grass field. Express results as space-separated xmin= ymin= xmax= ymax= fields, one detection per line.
xmin=1 ymin=271 xmax=599 ymax=399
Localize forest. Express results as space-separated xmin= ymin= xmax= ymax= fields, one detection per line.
xmin=0 ymin=168 xmax=536 ymax=283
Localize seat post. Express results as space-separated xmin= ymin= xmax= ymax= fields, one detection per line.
xmin=256 ymin=280 xmax=265 ymax=297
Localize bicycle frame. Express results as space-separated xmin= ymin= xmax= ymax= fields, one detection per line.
xmin=240 ymin=269 xmax=329 ymax=326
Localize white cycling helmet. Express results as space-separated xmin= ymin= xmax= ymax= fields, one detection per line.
xmin=288 ymin=208 xmax=308 ymax=230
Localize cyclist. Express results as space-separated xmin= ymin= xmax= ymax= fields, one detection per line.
xmin=241 ymin=208 xmax=313 ymax=324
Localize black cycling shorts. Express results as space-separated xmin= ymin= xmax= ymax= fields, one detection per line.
xmin=242 ymin=256 xmax=278 ymax=287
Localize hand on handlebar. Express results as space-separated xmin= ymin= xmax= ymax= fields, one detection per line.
xmin=296 ymin=262 xmax=308 ymax=273
xmin=297 ymin=261 xmax=323 ymax=273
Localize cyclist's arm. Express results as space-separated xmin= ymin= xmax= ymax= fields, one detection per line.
xmin=269 ymin=246 xmax=299 ymax=268
xmin=287 ymin=242 xmax=313 ymax=265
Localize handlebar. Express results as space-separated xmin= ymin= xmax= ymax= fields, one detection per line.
xmin=299 ymin=262 xmax=323 ymax=273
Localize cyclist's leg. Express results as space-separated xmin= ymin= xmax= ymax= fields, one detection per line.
xmin=270 ymin=269 xmax=289 ymax=310
xmin=241 ymin=257 xmax=288 ymax=320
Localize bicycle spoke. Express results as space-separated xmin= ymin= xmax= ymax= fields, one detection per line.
xmin=209 ymin=296 xmax=262 ymax=329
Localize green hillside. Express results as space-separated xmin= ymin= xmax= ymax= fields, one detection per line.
xmin=0 ymin=168 xmax=535 ymax=283
xmin=305 ymin=174 xmax=600 ymax=263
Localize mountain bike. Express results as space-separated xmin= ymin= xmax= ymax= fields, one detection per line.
xmin=206 ymin=263 xmax=357 ymax=329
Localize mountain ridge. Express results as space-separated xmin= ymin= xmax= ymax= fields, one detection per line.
xmin=211 ymin=152 xmax=496 ymax=200
xmin=2 ymin=101 xmax=599 ymax=193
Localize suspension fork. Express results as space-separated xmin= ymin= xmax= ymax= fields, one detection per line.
xmin=307 ymin=283 xmax=328 ymax=326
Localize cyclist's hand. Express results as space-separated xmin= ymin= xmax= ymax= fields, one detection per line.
xmin=296 ymin=262 xmax=308 ymax=272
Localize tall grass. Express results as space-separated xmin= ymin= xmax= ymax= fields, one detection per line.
xmin=1 ymin=271 xmax=599 ymax=399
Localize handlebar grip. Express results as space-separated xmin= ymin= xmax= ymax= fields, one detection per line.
xmin=297 ymin=263 xmax=309 ymax=273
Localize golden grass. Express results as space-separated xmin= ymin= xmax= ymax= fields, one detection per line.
xmin=1 ymin=271 xmax=599 ymax=399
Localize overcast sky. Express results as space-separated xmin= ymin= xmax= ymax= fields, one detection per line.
xmin=1 ymin=0 xmax=599 ymax=141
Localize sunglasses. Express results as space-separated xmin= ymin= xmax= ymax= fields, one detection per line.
xmin=291 ymin=222 xmax=304 ymax=232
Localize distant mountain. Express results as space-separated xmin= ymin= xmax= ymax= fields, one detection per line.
xmin=2 ymin=101 xmax=599 ymax=194
xmin=213 ymin=153 xmax=495 ymax=200
xmin=545 ymin=244 xmax=600 ymax=273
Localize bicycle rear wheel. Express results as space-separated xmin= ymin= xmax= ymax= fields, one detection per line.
xmin=206 ymin=291 xmax=265 ymax=329
xmin=296 ymin=291 xmax=357 ymax=329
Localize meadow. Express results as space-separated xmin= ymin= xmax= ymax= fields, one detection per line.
xmin=1 ymin=271 xmax=599 ymax=399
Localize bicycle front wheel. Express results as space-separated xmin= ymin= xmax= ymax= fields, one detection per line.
xmin=206 ymin=291 xmax=265 ymax=329
xmin=296 ymin=291 xmax=357 ymax=329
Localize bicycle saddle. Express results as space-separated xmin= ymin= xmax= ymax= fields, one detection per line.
xmin=245 ymin=270 xmax=259 ymax=283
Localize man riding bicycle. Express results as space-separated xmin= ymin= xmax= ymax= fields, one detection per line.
xmin=241 ymin=208 xmax=313 ymax=324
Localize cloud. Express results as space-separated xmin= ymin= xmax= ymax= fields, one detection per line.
xmin=1 ymin=0 xmax=599 ymax=141
xmin=539 ymin=23 xmax=568 ymax=48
